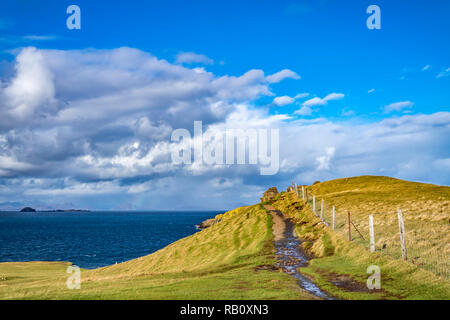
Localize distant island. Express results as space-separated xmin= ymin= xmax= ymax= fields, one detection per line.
xmin=19 ymin=207 xmax=90 ymax=213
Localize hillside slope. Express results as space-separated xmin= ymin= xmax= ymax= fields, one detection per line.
xmin=272 ymin=190 xmax=450 ymax=299
xmin=308 ymin=175 xmax=449 ymax=219
xmin=304 ymin=176 xmax=449 ymax=279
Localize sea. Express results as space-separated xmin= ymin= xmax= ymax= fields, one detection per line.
xmin=0 ymin=211 xmax=220 ymax=269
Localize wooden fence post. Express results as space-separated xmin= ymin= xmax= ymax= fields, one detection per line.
xmin=320 ymin=199 xmax=324 ymax=219
xmin=332 ymin=206 xmax=335 ymax=230
xmin=397 ymin=210 xmax=407 ymax=261
xmin=302 ymin=185 xmax=305 ymax=200
xmin=369 ymin=214 xmax=375 ymax=252
xmin=348 ymin=211 xmax=351 ymax=241
xmin=294 ymin=183 xmax=299 ymax=197
xmin=313 ymin=196 xmax=316 ymax=215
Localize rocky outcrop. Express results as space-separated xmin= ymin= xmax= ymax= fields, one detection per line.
xmin=196 ymin=218 xmax=219 ymax=230
xmin=260 ymin=187 xmax=279 ymax=202
xmin=20 ymin=207 xmax=36 ymax=212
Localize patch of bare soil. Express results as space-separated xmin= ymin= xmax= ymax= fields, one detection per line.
xmin=316 ymin=270 xmax=405 ymax=299
xmin=264 ymin=205 xmax=287 ymax=241
xmin=326 ymin=272 xmax=374 ymax=293
xmin=254 ymin=264 xmax=279 ymax=272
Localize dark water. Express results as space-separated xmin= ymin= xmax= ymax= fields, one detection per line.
xmin=0 ymin=211 xmax=219 ymax=269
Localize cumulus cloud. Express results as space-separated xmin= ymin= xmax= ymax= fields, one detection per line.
xmin=175 ymin=51 xmax=214 ymax=65
xmin=0 ymin=47 xmax=294 ymax=190
xmin=341 ymin=108 xmax=355 ymax=116
xmin=0 ymin=47 xmax=448 ymax=210
xmin=302 ymin=93 xmax=344 ymax=107
xmin=436 ymin=67 xmax=450 ymax=78
xmin=273 ymin=95 xmax=295 ymax=106
xmin=280 ymin=112 xmax=450 ymax=184
xmin=384 ymin=101 xmax=414 ymax=113
xmin=294 ymin=93 xmax=309 ymax=99
xmin=273 ymin=93 xmax=309 ymax=107
xmin=316 ymin=147 xmax=336 ymax=170
xmin=266 ymin=69 xmax=300 ymax=83
xmin=294 ymin=106 xmax=313 ymax=116
xmin=1 ymin=47 xmax=55 ymax=122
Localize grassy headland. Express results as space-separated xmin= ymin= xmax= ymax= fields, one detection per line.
xmin=0 ymin=175 xmax=448 ymax=300
xmin=0 ymin=205 xmax=313 ymax=300
xmin=305 ymin=176 xmax=450 ymax=279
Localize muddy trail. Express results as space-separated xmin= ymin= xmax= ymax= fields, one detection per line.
xmin=264 ymin=205 xmax=334 ymax=300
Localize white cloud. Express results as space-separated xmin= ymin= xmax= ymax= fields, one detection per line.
xmin=273 ymin=95 xmax=295 ymax=106
xmin=2 ymin=47 xmax=55 ymax=121
xmin=303 ymin=93 xmax=345 ymax=107
xmin=384 ymin=101 xmax=414 ymax=113
xmin=422 ymin=65 xmax=431 ymax=71
xmin=294 ymin=93 xmax=309 ymax=99
xmin=22 ymin=35 xmax=57 ymax=41
xmin=341 ymin=108 xmax=355 ymax=116
xmin=294 ymin=106 xmax=313 ymax=116
xmin=175 ymin=52 xmax=214 ymax=65
xmin=0 ymin=156 xmax=37 ymax=176
xmin=281 ymin=112 xmax=450 ymax=184
xmin=316 ymin=147 xmax=335 ymax=170
xmin=368 ymin=89 xmax=375 ymax=93
xmin=0 ymin=47 xmax=298 ymax=183
xmin=0 ymin=47 xmax=448 ymax=210
xmin=266 ymin=69 xmax=300 ymax=83
xmin=273 ymin=92 xmax=309 ymax=107
xmin=437 ymin=67 xmax=450 ymax=78
xmin=0 ymin=110 xmax=449 ymax=209
xmin=323 ymin=93 xmax=345 ymax=101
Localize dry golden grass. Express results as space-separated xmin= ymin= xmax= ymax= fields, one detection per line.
xmin=0 ymin=204 xmax=312 ymax=299
xmin=305 ymin=175 xmax=450 ymax=279
xmin=86 ymin=205 xmax=268 ymax=280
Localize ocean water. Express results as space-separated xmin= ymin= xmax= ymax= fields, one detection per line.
xmin=0 ymin=211 xmax=220 ymax=269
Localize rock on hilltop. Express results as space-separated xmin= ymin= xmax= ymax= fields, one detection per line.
xmin=260 ymin=187 xmax=279 ymax=202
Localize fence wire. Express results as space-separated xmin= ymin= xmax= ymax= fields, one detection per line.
xmin=292 ymin=186 xmax=449 ymax=280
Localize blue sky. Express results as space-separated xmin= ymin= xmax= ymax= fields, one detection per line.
xmin=1 ymin=0 xmax=449 ymax=117
xmin=0 ymin=0 xmax=449 ymax=210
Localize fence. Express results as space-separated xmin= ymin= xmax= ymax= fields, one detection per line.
xmin=289 ymin=183 xmax=450 ymax=280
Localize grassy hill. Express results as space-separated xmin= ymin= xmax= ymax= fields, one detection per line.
xmin=269 ymin=175 xmax=449 ymax=299
xmin=307 ymin=175 xmax=449 ymax=219
xmin=304 ymin=176 xmax=450 ymax=279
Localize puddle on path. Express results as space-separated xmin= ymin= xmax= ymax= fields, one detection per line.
xmin=273 ymin=212 xmax=334 ymax=300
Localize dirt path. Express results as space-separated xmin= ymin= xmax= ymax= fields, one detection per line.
xmin=264 ymin=205 xmax=289 ymax=241
xmin=264 ymin=205 xmax=333 ymax=300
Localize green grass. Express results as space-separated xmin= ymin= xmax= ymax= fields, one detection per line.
xmin=0 ymin=204 xmax=314 ymax=300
